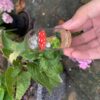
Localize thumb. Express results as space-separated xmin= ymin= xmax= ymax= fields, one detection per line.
xmin=61 ymin=0 xmax=100 ymax=31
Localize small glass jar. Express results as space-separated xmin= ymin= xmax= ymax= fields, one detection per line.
xmin=26 ymin=28 xmax=72 ymax=51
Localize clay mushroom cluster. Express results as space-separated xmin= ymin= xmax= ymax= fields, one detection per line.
xmin=27 ymin=28 xmax=72 ymax=50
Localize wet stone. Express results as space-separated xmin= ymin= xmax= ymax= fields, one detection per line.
xmin=81 ymin=0 xmax=91 ymax=4
xmin=24 ymin=0 xmax=81 ymax=28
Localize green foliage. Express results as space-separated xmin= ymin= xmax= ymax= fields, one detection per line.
xmin=5 ymin=67 xmax=16 ymax=97
xmin=1 ymin=31 xmax=26 ymax=52
xmin=15 ymin=71 xmax=31 ymax=100
xmin=1 ymin=31 xmax=27 ymax=63
xmin=27 ymin=50 xmax=63 ymax=92
xmin=0 ymin=31 xmax=63 ymax=99
xmin=3 ymin=92 xmax=13 ymax=100
xmin=0 ymin=87 xmax=5 ymax=100
xmin=51 ymin=37 xmax=61 ymax=48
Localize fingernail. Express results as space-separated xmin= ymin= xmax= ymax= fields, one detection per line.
xmin=55 ymin=19 xmax=73 ymax=29
xmin=65 ymin=19 xmax=73 ymax=25
xmin=55 ymin=19 xmax=77 ymax=30
xmin=55 ymin=25 xmax=62 ymax=29
xmin=62 ymin=19 xmax=73 ymax=28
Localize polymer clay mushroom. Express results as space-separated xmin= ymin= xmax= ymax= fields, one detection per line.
xmin=27 ymin=28 xmax=72 ymax=50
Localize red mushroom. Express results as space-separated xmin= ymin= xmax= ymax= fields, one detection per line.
xmin=38 ymin=29 xmax=46 ymax=51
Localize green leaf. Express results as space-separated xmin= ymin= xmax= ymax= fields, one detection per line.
xmin=28 ymin=57 xmax=63 ymax=92
xmin=21 ymin=49 xmax=39 ymax=61
xmin=5 ymin=67 xmax=15 ymax=97
xmin=50 ymin=37 xmax=60 ymax=48
xmin=44 ymin=50 xmax=62 ymax=59
xmin=2 ymin=31 xmax=19 ymax=51
xmin=28 ymin=62 xmax=52 ymax=91
xmin=47 ymin=58 xmax=63 ymax=74
xmin=13 ymin=59 xmax=22 ymax=68
xmin=27 ymin=50 xmax=63 ymax=92
xmin=39 ymin=58 xmax=48 ymax=71
xmin=2 ymin=48 xmax=12 ymax=58
xmin=0 ymin=87 xmax=5 ymax=100
xmin=5 ymin=67 xmax=20 ymax=97
xmin=15 ymin=71 xmax=31 ymax=100
xmin=1 ymin=31 xmax=27 ymax=63
xmin=9 ymin=51 xmax=20 ymax=63
xmin=3 ymin=92 xmax=14 ymax=100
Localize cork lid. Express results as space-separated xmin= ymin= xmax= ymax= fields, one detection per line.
xmin=54 ymin=28 xmax=72 ymax=49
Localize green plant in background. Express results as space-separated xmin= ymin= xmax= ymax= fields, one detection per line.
xmin=0 ymin=31 xmax=63 ymax=100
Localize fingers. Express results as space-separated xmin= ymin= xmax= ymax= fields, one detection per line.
xmin=64 ymin=46 xmax=100 ymax=60
xmin=56 ymin=17 xmax=92 ymax=32
xmin=73 ymin=37 xmax=100 ymax=50
xmin=82 ymin=19 xmax=93 ymax=32
xmin=71 ymin=28 xmax=98 ymax=46
xmin=64 ymin=35 xmax=100 ymax=59
xmin=92 ymin=15 xmax=100 ymax=27
xmin=82 ymin=16 xmax=100 ymax=38
xmin=72 ymin=47 xmax=100 ymax=59
xmin=62 ymin=8 xmax=89 ymax=31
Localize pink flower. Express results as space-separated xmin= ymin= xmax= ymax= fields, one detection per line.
xmin=71 ymin=58 xmax=92 ymax=70
xmin=2 ymin=13 xmax=13 ymax=24
xmin=0 ymin=0 xmax=14 ymax=13
xmin=77 ymin=59 xmax=92 ymax=70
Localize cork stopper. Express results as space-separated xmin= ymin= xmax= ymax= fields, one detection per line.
xmin=54 ymin=28 xmax=72 ymax=49
xmin=57 ymin=19 xmax=72 ymax=48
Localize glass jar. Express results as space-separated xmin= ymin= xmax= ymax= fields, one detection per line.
xmin=26 ymin=28 xmax=72 ymax=51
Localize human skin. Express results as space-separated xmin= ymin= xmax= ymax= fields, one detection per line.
xmin=57 ymin=0 xmax=100 ymax=60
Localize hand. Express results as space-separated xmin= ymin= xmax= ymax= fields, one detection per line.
xmin=57 ymin=0 xmax=100 ymax=60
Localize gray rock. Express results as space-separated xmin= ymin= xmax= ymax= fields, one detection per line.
xmin=25 ymin=0 xmax=81 ymax=28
